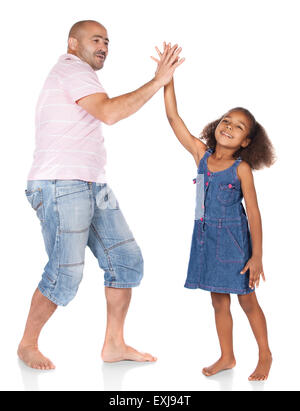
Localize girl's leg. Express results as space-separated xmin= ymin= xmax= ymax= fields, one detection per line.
xmin=238 ymin=292 xmax=272 ymax=381
xmin=203 ymin=292 xmax=236 ymax=376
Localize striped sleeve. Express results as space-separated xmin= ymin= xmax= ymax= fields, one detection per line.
xmin=61 ymin=64 xmax=106 ymax=102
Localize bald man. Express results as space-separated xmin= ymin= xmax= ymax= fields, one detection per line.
xmin=18 ymin=20 xmax=183 ymax=370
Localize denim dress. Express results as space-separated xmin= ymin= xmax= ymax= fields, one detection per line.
xmin=185 ymin=148 xmax=253 ymax=295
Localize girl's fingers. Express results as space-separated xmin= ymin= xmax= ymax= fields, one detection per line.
xmin=261 ymin=271 xmax=266 ymax=281
xmin=169 ymin=47 xmax=183 ymax=64
xmin=249 ymin=270 xmax=257 ymax=289
xmin=174 ymin=46 xmax=182 ymax=56
xmin=240 ymin=265 xmax=249 ymax=275
xmin=165 ymin=44 xmax=179 ymax=63
xmin=172 ymin=57 xmax=185 ymax=69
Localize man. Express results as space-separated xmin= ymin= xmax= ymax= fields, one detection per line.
xmin=18 ymin=20 xmax=183 ymax=370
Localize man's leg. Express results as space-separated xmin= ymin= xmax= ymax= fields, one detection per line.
xmin=88 ymin=184 xmax=156 ymax=363
xmin=18 ymin=289 xmax=57 ymax=370
xmin=19 ymin=180 xmax=93 ymax=369
xmin=101 ymin=287 xmax=156 ymax=362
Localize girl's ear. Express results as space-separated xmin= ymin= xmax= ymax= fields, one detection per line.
xmin=241 ymin=137 xmax=251 ymax=149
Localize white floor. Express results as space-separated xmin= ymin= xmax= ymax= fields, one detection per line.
xmin=1 ymin=250 xmax=299 ymax=391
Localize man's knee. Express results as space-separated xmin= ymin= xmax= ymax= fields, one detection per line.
xmin=104 ymin=240 xmax=144 ymax=288
xmin=39 ymin=262 xmax=84 ymax=306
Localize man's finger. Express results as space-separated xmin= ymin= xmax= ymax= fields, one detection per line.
xmin=150 ymin=56 xmax=160 ymax=64
xmin=155 ymin=46 xmax=163 ymax=58
xmin=162 ymin=43 xmax=170 ymax=57
xmin=165 ymin=44 xmax=179 ymax=62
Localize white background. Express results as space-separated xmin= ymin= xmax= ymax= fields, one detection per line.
xmin=1 ymin=0 xmax=299 ymax=391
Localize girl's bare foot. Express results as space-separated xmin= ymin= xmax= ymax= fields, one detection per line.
xmin=101 ymin=343 xmax=157 ymax=363
xmin=17 ymin=344 xmax=55 ymax=370
xmin=202 ymin=357 xmax=236 ymax=377
xmin=248 ymin=353 xmax=272 ymax=381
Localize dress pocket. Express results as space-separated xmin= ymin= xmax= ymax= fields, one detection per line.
xmin=216 ymin=224 xmax=245 ymax=263
xmin=217 ymin=182 xmax=241 ymax=206
xmin=25 ymin=188 xmax=45 ymax=222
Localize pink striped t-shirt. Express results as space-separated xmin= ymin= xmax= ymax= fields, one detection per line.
xmin=28 ymin=53 xmax=107 ymax=183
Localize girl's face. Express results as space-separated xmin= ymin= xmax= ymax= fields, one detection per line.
xmin=215 ymin=110 xmax=252 ymax=150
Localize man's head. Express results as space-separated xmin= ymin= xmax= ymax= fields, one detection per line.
xmin=67 ymin=20 xmax=109 ymax=71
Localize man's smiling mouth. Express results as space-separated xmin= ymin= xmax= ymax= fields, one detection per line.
xmin=96 ymin=54 xmax=105 ymax=61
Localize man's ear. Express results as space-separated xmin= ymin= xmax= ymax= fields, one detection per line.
xmin=68 ymin=37 xmax=78 ymax=52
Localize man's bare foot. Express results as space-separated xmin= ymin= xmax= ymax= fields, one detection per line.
xmin=101 ymin=343 xmax=157 ymax=363
xmin=17 ymin=344 xmax=55 ymax=370
xmin=202 ymin=357 xmax=236 ymax=377
xmin=248 ymin=353 xmax=272 ymax=381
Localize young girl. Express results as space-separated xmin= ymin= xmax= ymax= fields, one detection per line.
xmin=154 ymin=43 xmax=275 ymax=381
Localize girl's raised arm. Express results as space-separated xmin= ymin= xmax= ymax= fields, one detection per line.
xmin=152 ymin=43 xmax=206 ymax=166
xmin=164 ymin=77 xmax=206 ymax=165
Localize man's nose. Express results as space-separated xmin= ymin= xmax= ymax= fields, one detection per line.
xmin=100 ymin=43 xmax=108 ymax=54
xmin=96 ymin=45 xmax=107 ymax=55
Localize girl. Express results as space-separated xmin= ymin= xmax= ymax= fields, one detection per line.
xmin=153 ymin=43 xmax=275 ymax=381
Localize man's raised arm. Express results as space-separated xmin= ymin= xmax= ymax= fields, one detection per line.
xmin=77 ymin=44 xmax=184 ymax=125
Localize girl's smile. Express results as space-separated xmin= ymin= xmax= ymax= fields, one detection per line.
xmin=220 ymin=130 xmax=233 ymax=139
xmin=216 ymin=110 xmax=252 ymax=148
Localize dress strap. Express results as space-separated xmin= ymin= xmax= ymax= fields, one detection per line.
xmin=197 ymin=148 xmax=213 ymax=173
xmin=231 ymin=157 xmax=243 ymax=182
xmin=232 ymin=156 xmax=242 ymax=169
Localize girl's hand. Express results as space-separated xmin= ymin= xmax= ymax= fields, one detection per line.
xmin=240 ymin=256 xmax=266 ymax=290
xmin=150 ymin=42 xmax=184 ymax=86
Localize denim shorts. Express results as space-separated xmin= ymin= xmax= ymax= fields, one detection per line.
xmin=25 ymin=180 xmax=144 ymax=306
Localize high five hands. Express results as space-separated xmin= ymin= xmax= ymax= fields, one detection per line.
xmin=151 ymin=42 xmax=185 ymax=87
